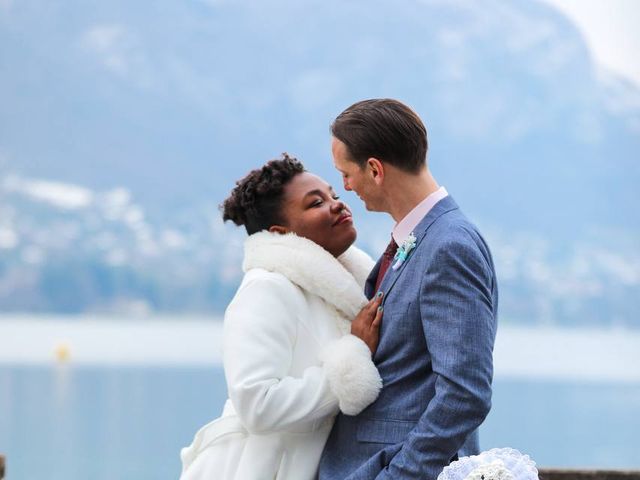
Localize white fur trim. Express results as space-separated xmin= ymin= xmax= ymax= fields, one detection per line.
xmin=319 ymin=335 xmax=382 ymax=415
xmin=338 ymin=245 xmax=376 ymax=289
xmin=243 ymin=231 xmax=372 ymax=319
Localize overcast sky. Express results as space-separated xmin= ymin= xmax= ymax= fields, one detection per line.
xmin=543 ymin=0 xmax=640 ymax=86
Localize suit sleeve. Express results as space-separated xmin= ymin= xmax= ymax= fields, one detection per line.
xmin=224 ymin=273 xmax=381 ymax=435
xmin=374 ymin=232 xmax=496 ymax=480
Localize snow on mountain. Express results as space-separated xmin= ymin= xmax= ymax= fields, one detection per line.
xmin=0 ymin=0 xmax=637 ymax=322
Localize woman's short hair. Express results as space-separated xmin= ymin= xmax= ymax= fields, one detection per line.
xmin=331 ymin=98 xmax=428 ymax=174
xmin=221 ymin=153 xmax=305 ymax=235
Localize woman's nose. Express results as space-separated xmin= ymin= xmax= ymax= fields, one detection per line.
xmin=331 ymin=199 xmax=346 ymax=212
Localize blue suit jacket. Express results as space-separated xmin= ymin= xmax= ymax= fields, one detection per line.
xmin=319 ymin=196 xmax=498 ymax=480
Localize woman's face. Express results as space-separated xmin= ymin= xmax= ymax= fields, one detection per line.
xmin=271 ymin=172 xmax=357 ymax=257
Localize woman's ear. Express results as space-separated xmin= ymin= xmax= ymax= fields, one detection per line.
xmin=268 ymin=225 xmax=289 ymax=235
xmin=367 ymin=157 xmax=385 ymax=185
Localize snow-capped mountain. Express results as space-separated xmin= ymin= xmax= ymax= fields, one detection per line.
xmin=0 ymin=0 xmax=638 ymax=324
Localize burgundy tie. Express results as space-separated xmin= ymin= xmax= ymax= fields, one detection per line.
xmin=374 ymin=237 xmax=398 ymax=292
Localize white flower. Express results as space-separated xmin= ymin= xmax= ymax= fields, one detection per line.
xmin=464 ymin=460 xmax=515 ymax=480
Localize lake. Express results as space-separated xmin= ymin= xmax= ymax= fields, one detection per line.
xmin=1 ymin=319 xmax=639 ymax=479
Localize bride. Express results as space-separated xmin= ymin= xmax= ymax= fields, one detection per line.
xmin=180 ymin=154 xmax=384 ymax=480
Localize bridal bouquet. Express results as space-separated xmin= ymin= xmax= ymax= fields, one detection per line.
xmin=438 ymin=448 xmax=538 ymax=480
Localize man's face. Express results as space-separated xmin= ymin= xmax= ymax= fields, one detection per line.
xmin=332 ymin=137 xmax=382 ymax=211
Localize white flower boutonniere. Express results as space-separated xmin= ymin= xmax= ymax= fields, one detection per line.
xmin=392 ymin=232 xmax=417 ymax=270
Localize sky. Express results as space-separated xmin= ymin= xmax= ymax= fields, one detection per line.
xmin=543 ymin=0 xmax=640 ymax=86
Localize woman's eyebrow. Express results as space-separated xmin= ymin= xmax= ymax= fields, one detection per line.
xmin=303 ymin=187 xmax=334 ymax=199
xmin=303 ymin=189 xmax=324 ymax=199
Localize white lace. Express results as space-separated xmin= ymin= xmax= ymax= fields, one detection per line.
xmin=438 ymin=448 xmax=538 ymax=480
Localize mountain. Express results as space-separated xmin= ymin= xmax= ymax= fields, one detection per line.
xmin=0 ymin=174 xmax=245 ymax=313
xmin=0 ymin=0 xmax=638 ymax=325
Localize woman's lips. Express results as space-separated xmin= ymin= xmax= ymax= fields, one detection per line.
xmin=333 ymin=214 xmax=353 ymax=226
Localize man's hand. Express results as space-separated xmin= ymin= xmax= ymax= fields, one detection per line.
xmin=351 ymin=292 xmax=384 ymax=354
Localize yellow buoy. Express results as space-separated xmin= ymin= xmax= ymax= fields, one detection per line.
xmin=54 ymin=342 xmax=71 ymax=362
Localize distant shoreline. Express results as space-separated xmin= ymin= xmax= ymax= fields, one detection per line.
xmin=1 ymin=317 xmax=639 ymax=383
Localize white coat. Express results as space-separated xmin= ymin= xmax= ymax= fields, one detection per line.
xmin=180 ymin=231 xmax=382 ymax=480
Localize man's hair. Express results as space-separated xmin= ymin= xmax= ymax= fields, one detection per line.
xmin=221 ymin=153 xmax=305 ymax=235
xmin=331 ymin=98 xmax=428 ymax=174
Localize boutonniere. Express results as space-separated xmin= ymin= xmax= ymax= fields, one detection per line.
xmin=392 ymin=232 xmax=417 ymax=270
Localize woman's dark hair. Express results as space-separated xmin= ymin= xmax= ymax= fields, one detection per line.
xmin=221 ymin=153 xmax=305 ymax=235
xmin=331 ymin=98 xmax=428 ymax=174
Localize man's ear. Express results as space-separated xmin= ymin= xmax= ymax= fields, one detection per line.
xmin=268 ymin=225 xmax=289 ymax=235
xmin=366 ymin=157 xmax=385 ymax=185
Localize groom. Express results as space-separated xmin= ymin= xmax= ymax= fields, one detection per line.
xmin=319 ymin=99 xmax=498 ymax=480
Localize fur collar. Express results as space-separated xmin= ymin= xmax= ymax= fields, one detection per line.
xmin=243 ymin=231 xmax=374 ymax=320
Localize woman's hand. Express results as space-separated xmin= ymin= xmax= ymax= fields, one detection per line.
xmin=351 ymin=292 xmax=384 ymax=355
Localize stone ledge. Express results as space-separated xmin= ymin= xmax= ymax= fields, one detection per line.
xmin=539 ymin=469 xmax=640 ymax=480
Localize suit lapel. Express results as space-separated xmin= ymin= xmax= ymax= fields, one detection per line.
xmin=379 ymin=196 xmax=459 ymax=299
xmin=365 ymin=257 xmax=383 ymax=299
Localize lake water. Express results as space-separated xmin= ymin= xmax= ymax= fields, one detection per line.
xmin=1 ymin=319 xmax=639 ymax=479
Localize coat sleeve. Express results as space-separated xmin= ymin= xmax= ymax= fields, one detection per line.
xmin=224 ymin=272 xmax=381 ymax=435
xmin=373 ymin=231 xmax=496 ymax=480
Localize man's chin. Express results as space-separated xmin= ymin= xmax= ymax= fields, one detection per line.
xmin=364 ymin=202 xmax=382 ymax=212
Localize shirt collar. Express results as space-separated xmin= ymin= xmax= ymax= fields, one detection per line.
xmin=392 ymin=186 xmax=448 ymax=246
